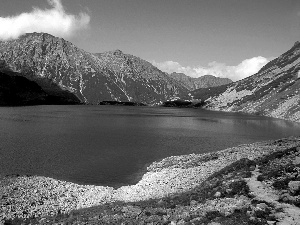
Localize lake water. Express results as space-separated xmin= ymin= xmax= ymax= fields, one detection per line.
xmin=0 ymin=105 xmax=300 ymax=187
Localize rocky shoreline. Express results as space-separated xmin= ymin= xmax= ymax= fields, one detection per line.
xmin=1 ymin=137 xmax=300 ymax=223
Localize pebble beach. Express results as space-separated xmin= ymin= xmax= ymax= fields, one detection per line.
xmin=1 ymin=136 xmax=300 ymax=222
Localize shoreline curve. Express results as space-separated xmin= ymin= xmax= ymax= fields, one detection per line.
xmin=1 ymin=136 xmax=300 ymax=221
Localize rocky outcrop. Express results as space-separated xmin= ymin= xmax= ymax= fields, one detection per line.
xmin=0 ymin=33 xmax=188 ymax=105
xmin=193 ymin=42 xmax=300 ymax=122
xmin=169 ymin=72 xmax=232 ymax=91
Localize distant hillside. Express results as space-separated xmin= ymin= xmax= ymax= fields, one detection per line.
xmin=190 ymin=84 xmax=231 ymax=101
xmin=0 ymin=33 xmax=188 ymax=105
xmin=191 ymin=42 xmax=300 ymax=122
xmin=169 ymin=72 xmax=232 ymax=91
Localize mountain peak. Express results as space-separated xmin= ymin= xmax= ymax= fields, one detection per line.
xmin=201 ymin=74 xmax=215 ymax=78
xmin=294 ymin=41 xmax=300 ymax=47
xmin=170 ymin=72 xmax=232 ymax=91
xmin=112 ymin=49 xmax=124 ymax=56
xmin=20 ymin=32 xmax=55 ymax=40
xmin=0 ymin=33 xmax=188 ymax=104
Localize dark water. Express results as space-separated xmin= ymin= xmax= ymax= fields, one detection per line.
xmin=0 ymin=105 xmax=300 ymax=187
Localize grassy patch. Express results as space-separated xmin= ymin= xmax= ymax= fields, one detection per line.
xmin=189 ymin=207 xmax=269 ymax=225
xmin=4 ymin=217 xmax=40 ymax=225
xmin=256 ymin=147 xmax=300 ymax=190
xmin=258 ymin=147 xmax=297 ymax=166
xmin=211 ymin=158 xmax=256 ymax=180
xmin=144 ymin=158 xmax=255 ymax=209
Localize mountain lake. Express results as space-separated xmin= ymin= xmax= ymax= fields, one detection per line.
xmin=0 ymin=105 xmax=300 ymax=187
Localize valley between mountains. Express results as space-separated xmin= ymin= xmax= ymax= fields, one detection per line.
xmin=1 ymin=33 xmax=300 ymax=224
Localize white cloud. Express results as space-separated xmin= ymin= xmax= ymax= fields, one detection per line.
xmin=152 ymin=56 xmax=270 ymax=81
xmin=0 ymin=0 xmax=90 ymax=40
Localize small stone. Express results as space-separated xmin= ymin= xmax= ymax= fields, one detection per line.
xmin=190 ymin=217 xmax=201 ymax=223
xmin=288 ymin=181 xmax=300 ymax=194
xmin=256 ymin=203 xmax=268 ymax=211
xmin=267 ymin=221 xmax=276 ymax=225
xmin=239 ymin=195 xmax=248 ymax=201
xmin=250 ymin=165 xmax=256 ymax=171
xmin=214 ymin=192 xmax=221 ymax=198
xmin=279 ymin=193 xmax=291 ymax=201
xmin=293 ymin=156 xmax=300 ymax=165
xmin=190 ymin=200 xmax=198 ymax=206
xmin=288 ymin=195 xmax=296 ymax=201
xmin=162 ymin=215 xmax=169 ymax=222
xmin=30 ymin=202 xmax=36 ymax=206
xmin=157 ymin=199 xmax=164 ymax=206
xmin=291 ymin=172 xmax=298 ymax=178
xmin=279 ymin=190 xmax=288 ymax=195
xmin=274 ymin=212 xmax=286 ymax=219
xmin=1 ymin=195 xmax=7 ymax=199
xmin=177 ymin=219 xmax=185 ymax=225
xmin=226 ymin=188 xmax=232 ymax=193
xmin=282 ymin=196 xmax=289 ymax=202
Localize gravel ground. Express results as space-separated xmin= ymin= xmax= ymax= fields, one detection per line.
xmin=1 ymin=136 xmax=300 ymax=222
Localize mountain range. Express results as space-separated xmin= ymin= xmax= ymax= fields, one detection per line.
xmin=191 ymin=41 xmax=300 ymax=122
xmin=0 ymin=32 xmax=299 ymax=123
xmin=169 ymin=72 xmax=232 ymax=90
xmin=0 ymin=33 xmax=189 ymax=105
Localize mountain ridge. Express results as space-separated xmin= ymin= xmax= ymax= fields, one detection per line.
xmin=1 ymin=32 xmax=299 ymax=123
xmin=191 ymin=41 xmax=300 ymax=122
xmin=0 ymin=32 xmax=188 ymax=105
xmin=169 ymin=72 xmax=232 ymax=91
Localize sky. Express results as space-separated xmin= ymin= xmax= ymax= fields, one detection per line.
xmin=0 ymin=0 xmax=300 ymax=81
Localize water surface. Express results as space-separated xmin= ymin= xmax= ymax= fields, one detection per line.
xmin=0 ymin=105 xmax=299 ymax=187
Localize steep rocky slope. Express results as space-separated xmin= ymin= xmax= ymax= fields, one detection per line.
xmin=0 ymin=33 xmax=187 ymax=105
xmin=170 ymin=72 xmax=232 ymax=90
xmin=192 ymin=42 xmax=300 ymax=122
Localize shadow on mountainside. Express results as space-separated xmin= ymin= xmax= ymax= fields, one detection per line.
xmin=0 ymin=61 xmax=82 ymax=106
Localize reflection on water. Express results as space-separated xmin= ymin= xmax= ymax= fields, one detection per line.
xmin=0 ymin=105 xmax=299 ymax=187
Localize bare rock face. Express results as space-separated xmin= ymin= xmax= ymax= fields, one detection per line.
xmin=193 ymin=41 xmax=300 ymax=122
xmin=170 ymin=72 xmax=232 ymax=91
xmin=0 ymin=33 xmax=188 ymax=105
